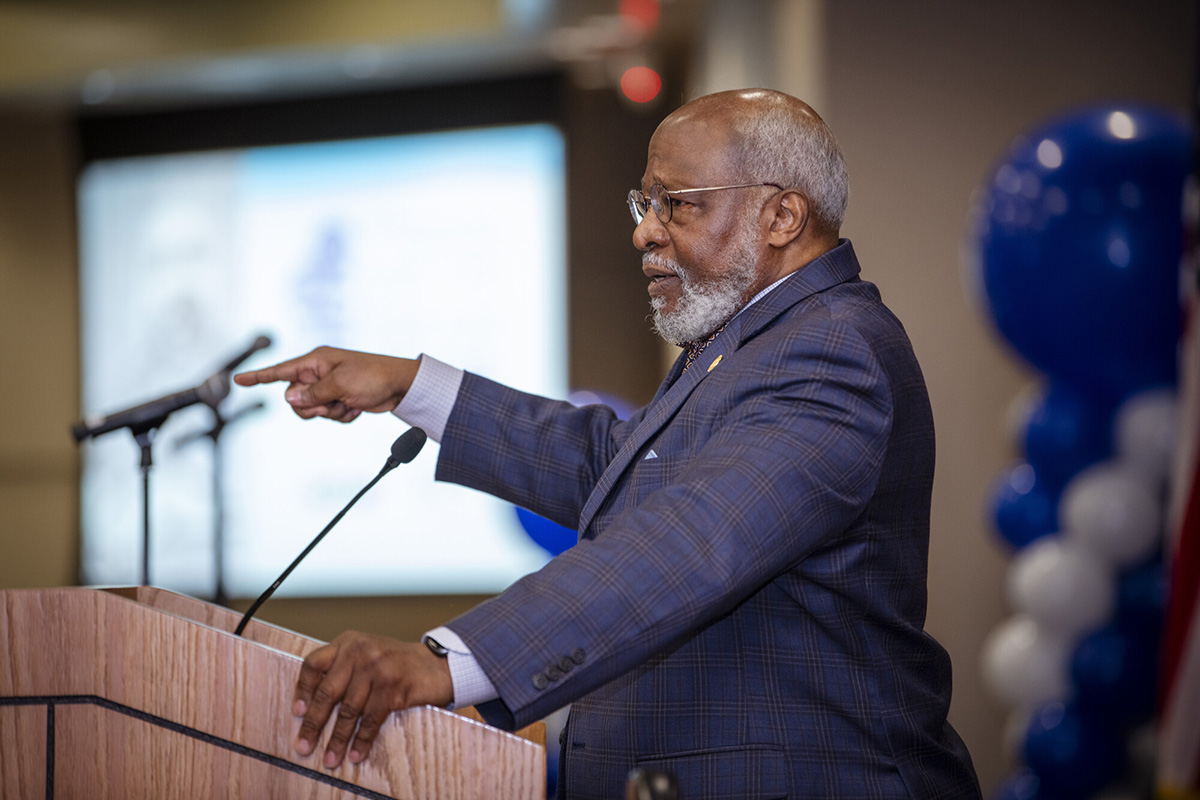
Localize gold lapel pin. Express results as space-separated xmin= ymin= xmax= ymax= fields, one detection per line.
xmin=707 ymin=355 xmax=723 ymax=372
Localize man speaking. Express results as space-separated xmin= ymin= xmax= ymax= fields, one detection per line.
xmin=235 ymin=88 xmax=981 ymax=800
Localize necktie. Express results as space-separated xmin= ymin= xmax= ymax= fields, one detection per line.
xmin=682 ymin=323 xmax=727 ymax=373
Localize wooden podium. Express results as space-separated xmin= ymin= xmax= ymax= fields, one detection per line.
xmin=0 ymin=587 xmax=546 ymax=799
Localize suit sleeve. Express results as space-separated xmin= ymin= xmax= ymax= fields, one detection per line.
xmin=434 ymin=378 xmax=648 ymax=529
xmin=438 ymin=314 xmax=894 ymax=730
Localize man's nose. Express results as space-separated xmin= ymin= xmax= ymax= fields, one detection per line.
xmin=632 ymin=212 xmax=668 ymax=251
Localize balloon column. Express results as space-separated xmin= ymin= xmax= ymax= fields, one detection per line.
xmin=971 ymin=106 xmax=1190 ymax=800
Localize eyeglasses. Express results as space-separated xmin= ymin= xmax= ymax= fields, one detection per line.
xmin=627 ymin=182 xmax=782 ymax=225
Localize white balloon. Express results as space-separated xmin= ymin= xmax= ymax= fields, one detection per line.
xmin=1061 ymin=462 xmax=1163 ymax=568
xmin=981 ymin=615 xmax=1072 ymax=707
xmin=1115 ymin=388 xmax=1178 ymax=486
xmin=1007 ymin=536 xmax=1117 ymax=635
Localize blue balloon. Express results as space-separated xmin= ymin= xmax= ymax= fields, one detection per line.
xmin=1070 ymin=622 xmax=1158 ymax=727
xmin=1022 ymin=382 xmax=1113 ymax=493
xmin=515 ymin=506 xmax=578 ymax=557
xmin=990 ymin=462 xmax=1059 ymax=550
xmin=1024 ymin=702 xmax=1124 ymax=800
xmin=973 ymin=105 xmax=1189 ymax=398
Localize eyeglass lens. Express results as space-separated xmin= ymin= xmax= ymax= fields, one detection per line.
xmin=627 ymin=185 xmax=671 ymax=225
xmin=649 ymin=185 xmax=670 ymax=223
xmin=627 ymin=190 xmax=646 ymax=224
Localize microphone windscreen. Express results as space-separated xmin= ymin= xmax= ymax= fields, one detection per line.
xmin=391 ymin=427 xmax=427 ymax=464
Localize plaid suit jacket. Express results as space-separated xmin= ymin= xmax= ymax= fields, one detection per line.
xmin=436 ymin=241 xmax=980 ymax=800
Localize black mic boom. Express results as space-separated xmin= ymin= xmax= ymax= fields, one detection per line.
xmin=234 ymin=427 xmax=428 ymax=637
xmin=71 ymin=334 xmax=272 ymax=442
xmin=218 ymin=335 xmax=272 ymax=375
xmin=72 ymin=384 xmax=211 ymax=442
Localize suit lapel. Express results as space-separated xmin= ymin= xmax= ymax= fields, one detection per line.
xmin=647 ymin=348 xmax=688 ymax=408
xmin=575 ymin=240 xmax=863 ymax=538
xmin=577 ymin=326 xmax=743 ymax=535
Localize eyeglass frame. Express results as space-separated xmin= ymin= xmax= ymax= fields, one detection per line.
xmin=627 ymin=182 xmax=783 ymax=225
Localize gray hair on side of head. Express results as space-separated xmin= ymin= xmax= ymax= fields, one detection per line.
xmin=728 ymin=97 xmax=850 ymax=233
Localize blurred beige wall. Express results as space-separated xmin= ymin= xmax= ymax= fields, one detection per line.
xmin=0 ymin=108 xmax=80 ymax=588
xmin=0 ymin=0 xmax=503 ymax=92
xmin=0 ymin=0 xmax=1194 ymax=795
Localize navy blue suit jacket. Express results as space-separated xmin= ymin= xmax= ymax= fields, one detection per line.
xmin=436 ymin=241 xmax=980 ymax=799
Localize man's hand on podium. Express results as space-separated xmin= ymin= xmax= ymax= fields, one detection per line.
xmin=292 ymin=631 xmax=453 ymax=768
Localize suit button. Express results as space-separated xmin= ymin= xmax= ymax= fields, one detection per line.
xmin=546 ymin=664 xmax=562 ymax=681
xmin=571 ymin=648 xmax=586 ymax=665
xmin=532 ymin=672 xmax=549 ymax=690
xmin=558 ymin=657 xmax=574 ymax=673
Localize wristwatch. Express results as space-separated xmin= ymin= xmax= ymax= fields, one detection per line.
xmin=421 ymin=635 xmax=455 ymax=710
xmin=421 ymin=634 xmax=450 ymax=658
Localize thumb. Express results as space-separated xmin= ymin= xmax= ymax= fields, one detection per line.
xmin=282 ymin=379 xmax=352 ymax=420
xmin=284 ymin=381 xmax=322 ymax=409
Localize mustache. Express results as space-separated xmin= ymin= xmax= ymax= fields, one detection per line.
xmin=642 ymin=252 xmax=684 ymax=274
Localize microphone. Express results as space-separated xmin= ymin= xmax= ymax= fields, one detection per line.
xmin=234 ymin=427 xmax=427 ymax=637
xmin=72 ymin=385 xmax=209 ymax=442
xmin=71 ymin=334 xmax=272 ymax=442
xmin=217 ymin=334 xmax=273 ymax=376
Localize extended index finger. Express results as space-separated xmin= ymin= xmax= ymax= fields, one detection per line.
xmin=234 ymin=352 xmax=324 ymax=388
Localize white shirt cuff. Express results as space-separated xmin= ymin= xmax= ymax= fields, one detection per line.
xmin=392 ymin=354 xmax=463 ymax=443
xmin=424 ymin=626 xmax=500 ymax=710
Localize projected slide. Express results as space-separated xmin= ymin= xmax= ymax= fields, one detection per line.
xmin=78 ymin=124 xmax=566 ymax=597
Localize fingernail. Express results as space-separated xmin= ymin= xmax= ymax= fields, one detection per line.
xmin=349 ymin=749 xmax=363 ymax=764
xmin=285 ymin=389 xmax=301 ymax=403
xmin=293 ymin=699 xmax=307 ymax=716
xmin=324 ymin=750 xmax=339 ymax=769
xmin=295 ymin=737 xmax=313 ymax=756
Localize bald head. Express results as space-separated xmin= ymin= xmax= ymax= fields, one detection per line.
xmin=659 ymin=89 xmax=849 ymax=233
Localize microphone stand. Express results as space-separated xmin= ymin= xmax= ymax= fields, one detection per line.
xmin=74 ymin=334 xmax=273 ymax=590
xmin=129 ymin=418 xmax=167 ymax=586
xmin=176 ymin=401 xmax=264 ymax=605
xmin=111 ymin=373 xmax=230 ymax=588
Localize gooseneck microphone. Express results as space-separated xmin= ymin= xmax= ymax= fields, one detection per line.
xmin=234 ymin=427 xmax=428 ymax=637
xmin=72 ymin=334 xmax=273 ymax=442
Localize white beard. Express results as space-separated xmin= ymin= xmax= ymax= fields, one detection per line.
xmin=647 ymin=228 xmax=760 ymax=347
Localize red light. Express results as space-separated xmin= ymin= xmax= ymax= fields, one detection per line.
xmin=619 ymin=0 xmax=661 ymax=34
xmin=620 ymin=66 xmax=662 ymax=104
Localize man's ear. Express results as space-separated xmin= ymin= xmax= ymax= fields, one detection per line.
xmin=767 ymin=190 xmax=809 ymax=248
